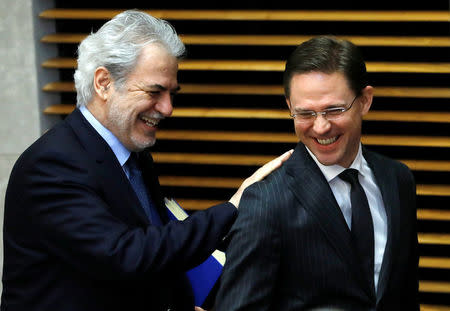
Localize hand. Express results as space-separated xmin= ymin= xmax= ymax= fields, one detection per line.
xmin=229 ymin=149 xmax=293 ymax=208
xmin=195 ymin=307 xmax=206 ymax=311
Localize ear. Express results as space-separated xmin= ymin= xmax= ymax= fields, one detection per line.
xmin=359 ymin=85 xmax=373 ymax=116
xmin=285 ymin=97 xmax=292 ymax=111
xmin=93 ymin=66 xmax=111 ymax=101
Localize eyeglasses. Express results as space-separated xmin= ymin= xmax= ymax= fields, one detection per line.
xmin=290 ymin=95 xmax=358 ymax=123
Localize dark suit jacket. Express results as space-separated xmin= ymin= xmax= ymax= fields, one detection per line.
xmin=215 ymin=143 xmax=418 ymax=311
xmin=1 ymin=109 xmax=237 ymax=311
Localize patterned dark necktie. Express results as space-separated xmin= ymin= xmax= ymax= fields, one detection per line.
xmin=339 ymin=168 xmax=375 ymax=291
xmin=126 ymin=153 xmax=162 ymax=226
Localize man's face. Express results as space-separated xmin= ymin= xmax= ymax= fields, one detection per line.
xmin=286 ymin=71 xmax=372 ymax=168
xmin=104 ymin=44 xmax=179 ymax=152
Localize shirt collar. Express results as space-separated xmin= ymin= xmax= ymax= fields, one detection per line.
xmin=305 ymin=143 xmax=365 ymax=182
xmin=80 ymin=105 xmax=131 ymax=166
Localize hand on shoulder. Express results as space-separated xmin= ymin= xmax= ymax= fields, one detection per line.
xmin=228 ymin=149 xmax=293 ymax=208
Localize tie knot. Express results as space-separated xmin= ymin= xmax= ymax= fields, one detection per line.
xmin=339 ymin=168 xmax=360 ymax=185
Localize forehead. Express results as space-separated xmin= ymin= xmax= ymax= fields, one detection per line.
xmin=127 ymin=43 xmax=179 ymax=87
xmin=290 ymin=71 xmax=350 ymax=94
xmin=288 ymin=71 xmax=353 ymax=106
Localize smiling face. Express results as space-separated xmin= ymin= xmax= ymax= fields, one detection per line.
xmin=286 ymin=71 xmax=372 ymax=168
xmin=101 ymin=44 xmax=179 ymax=151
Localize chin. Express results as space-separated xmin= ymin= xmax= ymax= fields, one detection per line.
xmin=318 ymin=159 xmax=337 ymax=166
xmin=315 ymin=154 xmax=340 ymax=166
xmin=130 ymin=137 xmax=156 ymax=152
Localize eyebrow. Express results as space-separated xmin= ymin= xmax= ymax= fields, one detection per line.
xmin=148 ymin=84 xmax=181 ymax=93
xmin=294 ymin=102 xmax=347 ymax=112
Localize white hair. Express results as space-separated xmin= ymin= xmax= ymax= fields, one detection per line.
xmin=74 ymin=10 xmax=185 ymax=107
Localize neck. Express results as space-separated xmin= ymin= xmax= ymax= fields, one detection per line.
xmin=85 ymin=100 xmax=108 ymax=128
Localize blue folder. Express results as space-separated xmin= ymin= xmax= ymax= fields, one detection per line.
xmin=164 ymin=198 xmax=225 ymax=307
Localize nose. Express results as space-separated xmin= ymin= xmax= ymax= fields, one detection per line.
xmin=156 ymin=93 xmax=173 ymax=117
xmin=312 ymin=114 xmax=331 ymax=134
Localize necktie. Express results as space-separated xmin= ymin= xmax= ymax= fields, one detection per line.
xmin=339 ymin=168 xmax=374 ymax=290
xmin=126 ymin=153 xmax=162 ymax=226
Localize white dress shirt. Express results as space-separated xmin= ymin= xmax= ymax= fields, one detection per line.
xmin=306 ymin=144 xmax=387 ymax=291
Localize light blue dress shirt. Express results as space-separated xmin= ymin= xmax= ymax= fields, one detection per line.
xmin=79 ymin=105 xmax=132 ymax=177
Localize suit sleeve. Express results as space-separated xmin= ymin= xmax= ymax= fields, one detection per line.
xmin=9 ymin=150 xmax=237 ymax=280
xmin=214 ymin=180 xmax=281 ymax=311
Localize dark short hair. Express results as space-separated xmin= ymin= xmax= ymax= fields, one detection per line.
xmin=283 ymin=36 xmax=368 ymax=98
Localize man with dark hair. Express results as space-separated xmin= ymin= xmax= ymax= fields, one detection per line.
xmin=215 ymin=36 xmax=419 ymax=310
xmin=1 ymin=10 xmax=291 ymax=311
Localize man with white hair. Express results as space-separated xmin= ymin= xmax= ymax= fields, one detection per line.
xmin=1 ymin=10 xmax=291 ymax=311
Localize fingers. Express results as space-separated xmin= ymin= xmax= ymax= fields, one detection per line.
xmin=195 ymin=307 xmax=206 ymax=311
xmin=251 ymin=149 xmax=293 ymax=182
xmin=228 ymin=149 xmax=293 ymax=208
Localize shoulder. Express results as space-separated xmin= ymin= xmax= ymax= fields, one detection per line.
xmin=236 ymin=166 xmax=289 ymax=224
xmin=364 ymin=148 xmax=412 ymax=174
xmin=364 ymin=148 xmax=415 ymax=188
xmin=5 ymin=122 xmax=100 ymax=217
xmin=243 ymin=165 xmax=288 ymax=202
xmin=18 ymin=118 xmax=75 ymax=157
xmin=10 ymin=122 xmax=92 ymax=187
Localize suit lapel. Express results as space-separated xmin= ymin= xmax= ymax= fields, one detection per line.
xmin=138 ymin=150 xmax=170 ymax=224
xmin=65 ymin=109 xmax=151 ymax=226
xmin=286 ymin=144 xmax=362 ymax=272
xmin=286 ymin=143 xmax=381 ymax=298
xmin=363 ymin=148 xmax=399 ymax=303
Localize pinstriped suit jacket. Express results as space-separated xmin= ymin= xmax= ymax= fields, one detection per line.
xmin=215 ymin=143 xmax=419 ymax=311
